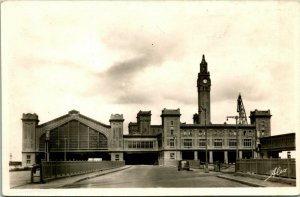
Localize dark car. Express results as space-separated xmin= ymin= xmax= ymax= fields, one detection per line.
xmin=178 ymin=160 xmax=190 ymax=171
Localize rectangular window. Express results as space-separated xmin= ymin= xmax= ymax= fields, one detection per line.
xmin=183 ymin=139 xmax=193 ymax=148
xmin=127 ymin=141 xmax=154 ymax=149
xmin=170 ymin=153 xmax=175 ymax=159
xmin=198 ymin=139 xmax=206 ymax=147
xmin=115 ymin=154 xmax=119 ymax=161
xmin=26 ymin=155 xmax=31 ymax=164
xmin=170 ymin=129 xmax=174 ymax=135
xmin=214 ymin=139 xmax=223 ymax=147
xmin=149 ymin=141 xmax=154 ymax=148
xmin=169 ymin=139 xmax=175 ymax=147
xmin=229 ymin=139 xmax=237 ymax=147
xmin=244 ymin=139 xmax=252 ymax=147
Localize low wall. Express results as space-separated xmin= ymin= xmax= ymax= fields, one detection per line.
xmin=161 ymin=160 xmax=178 ymax=167
xmin=40 ymin=161 xmax=125 ymax=182
xmin=159 ymin=159 xmax=201 ymax=169
xmin=236 ymin=159 xmax=295 ymax=179
xmin=186 ymin=160 xmax=201 ymax=169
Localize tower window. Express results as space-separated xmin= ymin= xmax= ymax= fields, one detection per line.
xmin=170 ymin=153 xmax=175 ymax=159
xmin=170 ymin=129 xmax=174 ymax=135
xmin=26 ymin=155 xmax=31 ymax=164
xmin=170 ymin=121 xmax=174 ymax=126
xmin=169 ymin=139 xmax=175 ymax=147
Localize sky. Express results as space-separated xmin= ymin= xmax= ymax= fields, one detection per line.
xmin=2 ymin=1 xmax=300 ymax=161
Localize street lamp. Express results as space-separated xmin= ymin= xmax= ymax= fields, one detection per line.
xmin=64 ymin=138 xmax=67 ymax=161
xmin=226 ymin=116 xmax=239 ymax=162
xmin=199 ymin=106 xmax=209 ymax=173
xmin=45 ymin=130 xmax=50 ymax=162
xmin=173 ymin=136 xmax=177 ymax=160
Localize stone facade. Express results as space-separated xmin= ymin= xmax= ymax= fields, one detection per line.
xmin=21 ymin=55 xmax=272 ymax=166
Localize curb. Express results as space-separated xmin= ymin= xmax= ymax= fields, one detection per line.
xmin=61 ymin=166 xmax=132 ymax=187
xmin=235 ymin=172 xmax=296 ymax=186
xmin=217 ymin=175 xmax=263 ymax=187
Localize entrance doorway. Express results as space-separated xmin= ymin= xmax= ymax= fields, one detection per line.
xmin=124 ymin=152 xmax=158 ymax=165
xmin=228 ymin=151 xmax=236 ymax=164
xmin=213 ymin=151 xmax=224 ymax=163
xmin=242 ymin=151 xmax=253 ymax=159
xmin=182 ymin=151 xmax=194 ymax=160
xmin=198 ymin=151 xmax=209 ymax=163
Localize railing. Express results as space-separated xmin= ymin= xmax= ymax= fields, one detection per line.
xmin=236 ymin=159 xmax=296 ymax=179
xmin=39 ymin=161 xmax=125 ymax=183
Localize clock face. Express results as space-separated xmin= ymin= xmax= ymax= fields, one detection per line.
xmin=203 ymin=79 xmax=208 ymax=84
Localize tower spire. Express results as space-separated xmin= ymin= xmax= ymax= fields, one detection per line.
xmin=201 ymin=54 xmax=207 ymax=65
xmin=200 ymin=54 xmax=208 ymax=73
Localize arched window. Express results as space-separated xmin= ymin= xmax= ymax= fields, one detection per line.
xmin=39 ymin=120 xmax=108 ymax=151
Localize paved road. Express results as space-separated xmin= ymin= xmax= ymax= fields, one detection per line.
xmin=63 ymin=165 xmax=249 ymax=188
xmin=9 ymin=170 xmax=32 ymax=188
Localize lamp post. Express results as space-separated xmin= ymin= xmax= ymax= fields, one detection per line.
xmin=252 ymin=134 xmax=254 ymax=159
xmin=173 ymin=136 xmax=177 ymax=160
xmin=45 ymin=130 xmax=50 ymax=162
xmin=226 ymin=116 xmax=239 ymax=163
xmin=200 ymin=106 xmax=209 ymax=173
xmin=64 ymin=138 xmax=67 ymax=161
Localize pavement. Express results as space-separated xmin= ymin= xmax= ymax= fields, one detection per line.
xmin=62 ymin=165 xmax=249 ymax=188
xmin=12 ymin=164 xmax=295 ymax=188
xmin=13 ymin=165 xmax=131 ymax=189
xmin=217 ymin=172 xmax=296 ymax=187
xmin=192 ymin=164 xmax=295 ymax=187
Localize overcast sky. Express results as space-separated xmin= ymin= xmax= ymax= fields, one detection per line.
xmin=2 ymin=1 xmax=300 ymax=161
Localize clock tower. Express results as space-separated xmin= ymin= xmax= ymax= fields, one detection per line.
xmin=197 ymin=55 xmax=211 ymax=125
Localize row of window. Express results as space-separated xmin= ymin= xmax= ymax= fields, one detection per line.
xmin=169 ymin=129 xmax=255 ymax=137
xmin=127 ymin=141 xmax=154 ymax=149
xmin=168 ymin=139 xmax=252 ymax=148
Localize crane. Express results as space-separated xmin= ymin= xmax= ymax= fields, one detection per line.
xmin=237 ymin=93 xmax=248 ymax=124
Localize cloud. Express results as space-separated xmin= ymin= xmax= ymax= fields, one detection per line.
xmin=115 ymin=92 xmax=155 ymax=104
xmin=82 ymin=30 xmax=182 ymax=104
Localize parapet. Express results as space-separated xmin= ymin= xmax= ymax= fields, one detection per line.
xmin=250 ymin=109 xmax=272 ymax=117
xmin=22 ymin=113 xmax=39 ymax=122
xmin=110 ymin=114 xmax=124 ymax=122
xmin=137 ymin=110 xmax=152 ymax=116
xmin=161 ymin=108 xmax=181 ymax=117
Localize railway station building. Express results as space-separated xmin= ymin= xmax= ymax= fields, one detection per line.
xmin=22 ymin=55 xmax=272 ymax=166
